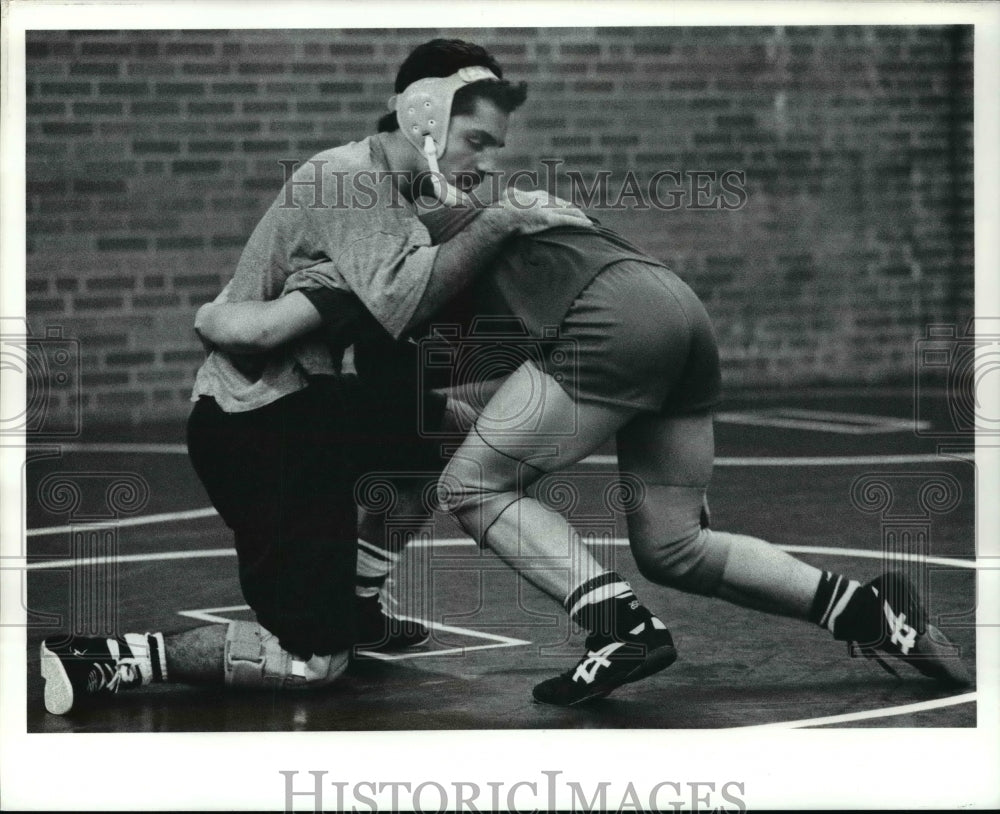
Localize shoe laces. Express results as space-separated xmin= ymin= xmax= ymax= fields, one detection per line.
xmin=89 ymin=658 xmax=141 ymax=694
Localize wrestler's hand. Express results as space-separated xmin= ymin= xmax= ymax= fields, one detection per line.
xmin=500 ymin=188 xmax=593 ymax=235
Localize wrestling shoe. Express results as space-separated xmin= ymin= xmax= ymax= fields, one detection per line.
xmin=40 ymin=635 xmax=146 ymax=715
xmin=532 ymin=618 xmax=678 ymax=706
xmin=841 ymin=571 xmax=971 ymax=687
xmin=354 ymin=589 xmax=430 ymax=652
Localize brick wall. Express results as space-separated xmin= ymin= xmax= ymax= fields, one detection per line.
xmin=23 ymin=26 xmax=973 ymax=427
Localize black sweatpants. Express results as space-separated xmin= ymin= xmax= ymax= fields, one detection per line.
xmin=186 ymin=377 xmax=362 ymax=659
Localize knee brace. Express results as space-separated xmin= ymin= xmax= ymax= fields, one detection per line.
xmin=223 ymin=621 xmax=348 ymax=690
xmin=633 ymin=527 xmax=733 ymax=597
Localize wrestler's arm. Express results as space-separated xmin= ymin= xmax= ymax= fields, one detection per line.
xmin=195 ymin=189 xmax=589 ymax=354
xmin=194 ymin=292 xmax=321 ymax=354
xmin=194 ymin=202 xmax=513 ymax=355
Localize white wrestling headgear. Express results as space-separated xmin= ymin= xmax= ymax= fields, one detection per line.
xmin=388 ymin=65 xmax=499 ymax=173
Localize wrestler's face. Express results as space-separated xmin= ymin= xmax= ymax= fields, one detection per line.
xmin=440 ymin=98 xmax=509 ymax=193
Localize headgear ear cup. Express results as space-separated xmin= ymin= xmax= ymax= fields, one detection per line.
xmin=390 ymin=65 xmax=499 ymax=164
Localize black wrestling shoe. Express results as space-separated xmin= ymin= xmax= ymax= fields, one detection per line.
xmin=532 ymin=618 xmax=677 ymax=707
xmin=354 ymin=591 xmax=430 ymax=652
xmin=40 ymin=635 xmax=144 ymax=715
xmin=844 ymin=571 xmax=971 ymax=687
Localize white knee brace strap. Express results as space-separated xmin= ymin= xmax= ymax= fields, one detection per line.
xmin=223 ymin=621 xmax=347 ymax=690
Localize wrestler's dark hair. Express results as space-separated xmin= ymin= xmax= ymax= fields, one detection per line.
xmin=376 ymin=38 xmax=527 ymax=132
xmin=452 ymin=78 xmax=528 ymax=118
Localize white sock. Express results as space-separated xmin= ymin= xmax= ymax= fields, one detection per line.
xmin=122 ymin=632 xmax=168 ymax=684
xmin=356 ymin=539 xmax=400 ymax=598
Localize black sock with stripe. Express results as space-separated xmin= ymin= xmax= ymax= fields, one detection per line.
xmin=565 ymin=572 xmax=656 ymax=643
xmin=808 ymin=571 xmax=863 ymax=640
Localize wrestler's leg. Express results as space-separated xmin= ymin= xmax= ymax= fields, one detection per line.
xmin=616 ymin=410 xmax=821 ymax=617
xmin=615 ymin=411 xmax=971 ymax=686
xmin=439 ymin=359 xmax=638 ymax=601
xmin=438 ymin=360 xmax=679 ymax=704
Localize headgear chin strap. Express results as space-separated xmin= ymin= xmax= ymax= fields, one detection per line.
xmin=388 ymin=65 xmax=499 ymax=173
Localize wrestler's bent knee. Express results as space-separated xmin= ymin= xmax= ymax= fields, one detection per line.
xmin=435 ymin=454 xmax=502 ymax=521
xmin=632 ymin=528 xmax=732 ymax=597
xmin=436 ymin=459 xmax=522 ymax=545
